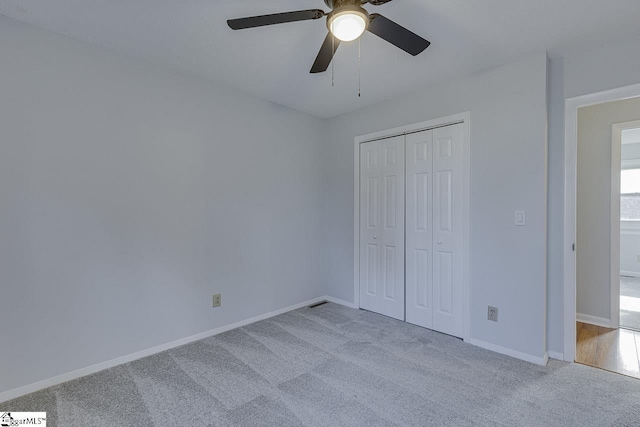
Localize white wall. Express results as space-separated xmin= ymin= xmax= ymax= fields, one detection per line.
xmin=575 ymin=98 xmax=640 ymax=320
xmin=563 ymin=35 xmax=640 ymax=101
xmin=323 ymin=53 xmax=549 ymax=360
xmin=0 ymin=15 xmax=327 ymax=395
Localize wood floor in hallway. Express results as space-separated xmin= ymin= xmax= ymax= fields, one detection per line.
xmin=576 ymin=321 xmax=640 ymax=379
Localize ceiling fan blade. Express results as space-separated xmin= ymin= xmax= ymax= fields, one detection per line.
xmin=310 ymin=32 xmax=340 ymax=73
xmin=227 ymin=9 xmax=325 ymax=30
xmin=367 ymin=13 xmax=430 ymax=56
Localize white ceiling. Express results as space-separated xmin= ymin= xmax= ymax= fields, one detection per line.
xmin=2 ymin=1 xmax=640 ymax=118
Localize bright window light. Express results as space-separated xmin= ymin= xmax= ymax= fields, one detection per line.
xmin=621 ymin=168 xmax=640 ymax=194
xmin=621 ymin=168 xmax=640 ymax=220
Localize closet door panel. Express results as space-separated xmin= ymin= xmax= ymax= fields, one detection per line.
xmin=359 ymin=136 xmax=405 ymax=320
xmin=405 ymin=130 xmax=434 ymax=328
xmin=432 ymin=124 xmax=464 ymax=338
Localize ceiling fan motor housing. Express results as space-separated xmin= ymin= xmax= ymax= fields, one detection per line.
xmin=326 ymin=5 xmax=369 ymax=33
xmin=325 ymin=0 xmax=392 ymax=6
xmin=324 ymin=0 xmax=360 ymax=10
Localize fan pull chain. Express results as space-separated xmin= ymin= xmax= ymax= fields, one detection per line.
xmin=331 ymin=35 xmax=335 ymax=88
xmin=358 ymin=38 xmax=361 ymax=97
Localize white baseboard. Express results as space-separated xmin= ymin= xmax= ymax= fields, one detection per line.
xmin=467 ymin=338 xmax=549 ymax=366
xmin=1 ymin=296 xmax=560 ymax=402
xmin=547 ymin=351 xmax=564 ymax=361
xmin=324 ymin=296 xmax=358 ymax=309
xmin=0 ymin=296 xmax=326 ymax=404
xmin=620 ymin=271 xmax=640 ymax=278
xmin=576 ymin=313 xmax=611 ymax=328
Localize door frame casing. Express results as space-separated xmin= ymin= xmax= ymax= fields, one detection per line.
xmin=353 ymin=112 xmax=471 ymax=342
xmin=564 ymin=84 xmax=640 ymax=362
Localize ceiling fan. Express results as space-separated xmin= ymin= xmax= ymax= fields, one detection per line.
xmin=227 ymin=0 xmax=430 ymax=74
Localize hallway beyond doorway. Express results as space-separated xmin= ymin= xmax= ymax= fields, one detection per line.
xmin=576 ymin=321 xmax=640 ymax=379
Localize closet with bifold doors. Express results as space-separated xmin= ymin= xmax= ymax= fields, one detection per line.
xmin=358 ymin=123 xmax=465 ymax=338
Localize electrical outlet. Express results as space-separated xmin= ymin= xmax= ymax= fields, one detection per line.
xmin=213 ymin=294 xmax=221 ymax=308
xmin=514 ymin=210 xmax=526 ymax=226
xmin=637 ymin=255 xmax=640 ymax=263
xmin=488 ymin=306 xmax=498 ymax=322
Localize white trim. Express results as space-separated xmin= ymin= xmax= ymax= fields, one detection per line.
xmin=564 ymin=82 xmax=640 ymax=363
xmin=324 ymin=295 xmax=358 ymax=309
xmin=564 ymin=97 xmax=578 ymax=363
xmin=548 ymin=351 xmax=564 ymax=361
xmin=462 ymin=117 xmax=472 ymax=344
xmin=0 ymin=296 xmax=326 ymax=404
xmin=576 ymin=313 xmax=612 ymax=328
xmin=620 ymin=271 xmax=640 ymax=278
xmin=354 ymin=117 xmax=465 ymax=144
xmin=467 ymin=338 xmax=549 ymax=366
xmin=611 ymin=124 xmax=621 ymax=329
xmin=353 ymin=112 xmax=472 ymax=342
xmin=353 ymin=133 xmax=361 ymax=311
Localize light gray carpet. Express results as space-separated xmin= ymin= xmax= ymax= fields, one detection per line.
xmin=4 ymin=302 xmax=640 ymax=426
xmin=620 ymin=275 xmax=640 ymax=331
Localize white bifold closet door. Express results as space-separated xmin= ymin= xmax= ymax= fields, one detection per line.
xmin=406 ymin=124 xmax=464 ymax=338
xmin=359 ymin=136 xmax=405 ymax=321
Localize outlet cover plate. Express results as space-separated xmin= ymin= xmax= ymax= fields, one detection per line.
xmin=213 ymin=294 xmax=221 ymax=308
xmin=488 ymin=306 xmax=498 ymax=322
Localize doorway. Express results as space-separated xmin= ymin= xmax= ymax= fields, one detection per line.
xmin=353 ymin=113 xmax=471 ymax=341
xmin=564 ymin=84 xmax=640 ymax=363
xmin=570 ymin=95 xmax=640 ymax=378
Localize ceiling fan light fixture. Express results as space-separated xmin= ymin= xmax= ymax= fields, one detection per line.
xmin=327 ymin=6 xmax=369 ymax=42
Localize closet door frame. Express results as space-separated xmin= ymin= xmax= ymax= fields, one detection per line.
xmin=353 ymin=112 xmax=471 ymax=342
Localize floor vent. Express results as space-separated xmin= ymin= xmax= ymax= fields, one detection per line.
xmin=309 ymin=301 xmax=329 ymax=308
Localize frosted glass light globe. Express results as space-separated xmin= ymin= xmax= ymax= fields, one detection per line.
xmin=329 ymin=10 xmax=368 ymax=42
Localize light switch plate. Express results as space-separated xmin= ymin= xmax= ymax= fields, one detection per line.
xmin=514 ymin=210 xmax=526 ymax=226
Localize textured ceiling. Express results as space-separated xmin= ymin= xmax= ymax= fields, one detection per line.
xmin=2 ymin=0 xmax=640 ymax=118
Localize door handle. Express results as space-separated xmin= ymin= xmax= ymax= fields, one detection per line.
xmin=437 ymin=241 xmax=442 ymax=245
